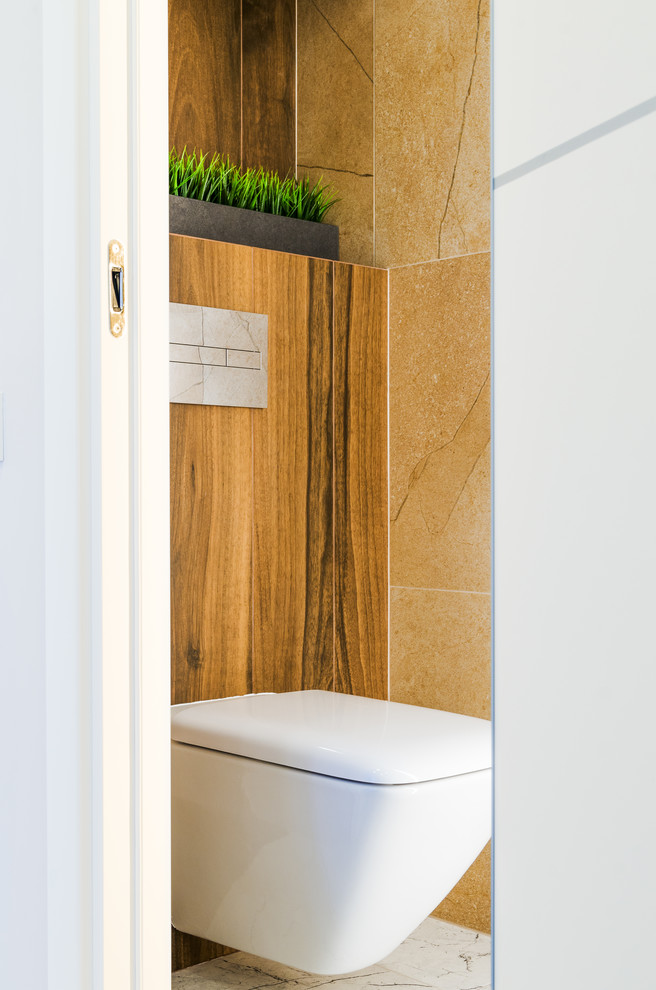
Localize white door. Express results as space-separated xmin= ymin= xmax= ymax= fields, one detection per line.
xmin=493 ymin=0 xmax=656 ymax=987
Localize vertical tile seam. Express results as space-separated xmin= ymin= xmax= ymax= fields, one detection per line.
xmin=250 ymin=249 xmax=255 ymax=692
xmin=386 ymin=266 xmax=390 ymax=700
xmin=294 ymin=0 xmax=298 ymax=179
xmin=250 ymin=409 xmax=255 ymax=692
xmin=239 ymin=0 xmax=243 ymax=165
xmin=331 ymin=261 xmax=336 ymax=692
xmin=372 ymin=0 xmax=376 ymax=265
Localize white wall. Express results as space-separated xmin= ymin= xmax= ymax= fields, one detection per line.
xmin=0 ymin=3 xmax=48 ymax=985
xmin=493 ymin=2 xmax=656 ymax=988
xmin=0 ymin=3 xmax=93 ymax=989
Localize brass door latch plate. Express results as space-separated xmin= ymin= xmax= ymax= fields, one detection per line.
xmin=109 ymin=240 xmax=125 ymax=338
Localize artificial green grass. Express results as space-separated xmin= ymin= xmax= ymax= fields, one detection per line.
xmin=169 ymin=148 xmax=338 ymax=224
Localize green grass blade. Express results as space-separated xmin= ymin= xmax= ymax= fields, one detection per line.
xmin=169 ymin=149 xmax=338 ymax=223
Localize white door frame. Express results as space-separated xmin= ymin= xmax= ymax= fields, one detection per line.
xmin=37 ymin=1 xmax=654 ymax=987
xmin=42 ymin=1 xmax=170 ymax=987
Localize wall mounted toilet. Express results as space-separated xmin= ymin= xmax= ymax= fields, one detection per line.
xmin=171 ymin=690 xmax=491 ymax=975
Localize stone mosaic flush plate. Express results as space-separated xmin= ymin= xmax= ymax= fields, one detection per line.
xmin=169 ymin=302 xmax=268 ymax=408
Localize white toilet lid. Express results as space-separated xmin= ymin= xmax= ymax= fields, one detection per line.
xmin=171 ymin=690 xmax=491 ymax=784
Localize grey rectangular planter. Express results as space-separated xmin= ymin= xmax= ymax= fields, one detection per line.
xmin=169 ymin=195 xmax=339 ymax=261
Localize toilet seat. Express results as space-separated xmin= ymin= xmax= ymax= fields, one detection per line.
xmin=172 ymin=690 xmax=492 ymax=973
xmin=171 ymin=689 xmax=491 ymax=785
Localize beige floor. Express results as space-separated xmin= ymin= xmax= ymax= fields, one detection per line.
xmin=171 ymin=917 xmax=491 ymax=990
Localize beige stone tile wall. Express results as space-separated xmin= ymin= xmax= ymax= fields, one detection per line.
xmin=434 ymin=841 xmax=491 ymax=933
xmin=390 ymin=588 xmax=490 ymax=719
xmin=375 ymin=0 xmax=490 ymax=268
xmin=389 ymin=255 xmax=490 ymax=594
xmin=297 ymin=0 xmax=375 ymax=266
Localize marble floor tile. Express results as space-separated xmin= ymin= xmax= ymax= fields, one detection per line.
xmin=171 ymin=918 xmax=491 ymax=990
xmin=171 ymin=952 xmax=302 ymax=989
xmin=382 ymin=918 xmax=491 ymax=989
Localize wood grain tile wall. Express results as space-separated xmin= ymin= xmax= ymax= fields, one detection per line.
xmin=169 ymin=233 xmax=388 ymax=969
xmin=169 ymin=236 xmax=255 ymax=970
xmin=168 ymin=0 xmax=295 ymax=174
xmin=242 ymin=0 xmax=296 ymax=173
xmin=168 ymin=0 xmax=241 ymax=160
xmin=252 ymin=250 xmax=335 ymax=693
xmin=334 ymin=263 xmax=388 ymax=699
xmin=170 ymin=237 xmax=254 ymax=708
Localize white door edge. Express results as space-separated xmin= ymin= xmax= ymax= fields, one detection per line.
xmin=128 ymin=0 xmax=171 ymax=987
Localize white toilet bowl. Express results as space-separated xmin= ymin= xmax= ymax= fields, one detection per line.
xmin=171 ymin=690 xmax=491 ymax=975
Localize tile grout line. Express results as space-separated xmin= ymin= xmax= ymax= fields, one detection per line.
xmin=294 ymin=0 xmax=298 ymax=179
xmin=390 ymin=584 xmax=491 ymax=596
xmin=250 ymin=249 xmax=255 ymax=692
xmin=386 ymin=266 xmax=390 ymax=701
xmin=239 ymin=0 xmax=243 ymax=165
xmin=250 ymin=406 xmax=255 ymax=693
xmin=372 ymin=0 xmax=376 ymax=266
xmin=387 ymin=248 xmax=490 ymax=271
xmin=331 ymin=262 xmax=336 ymax=693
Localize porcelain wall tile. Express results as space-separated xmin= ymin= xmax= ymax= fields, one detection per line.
xmin=297 ymin=0 xmax=373 ymax=171
xmin=391 ymin=429 xmax=490 ymax=593
xmin=333 ymin=262 xmax=388 ymax=699
xmin=390 ymin=587 xmax=491 ymax=720
xmin=251 ymin=250 xmax=336 ymax=695
xmin=241 ymin=0 xmax=296 ymax=175
xmin=375 ymin=0 xmax=490 ymax=268
xmin=168 ymin=0 xmax=241 ymax=162
xmin=432 ymin=841 xmax=491 ymax=935
xmin=303 ymin=167 xmax=374 ymax=268
xmin=389 ymin=255 xmax=490 ymax=591
xmin=297 ymin=0 xmax=374 ymax=265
